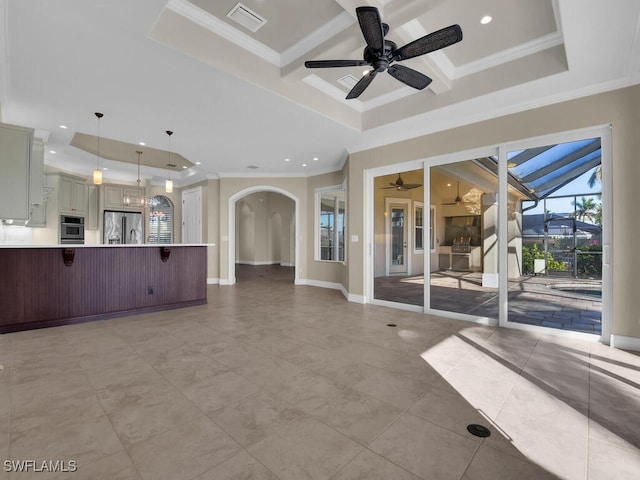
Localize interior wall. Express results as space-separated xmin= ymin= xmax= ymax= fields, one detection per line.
xmin=235 ymin=191 xmax=297 ymax=265
xmin=205 ymin=179 xmax=220 ymax=282
xmin=306 ymin=169 xmax=347 ymax=287
xmin=220 ymin=178 xmax=306 ymax=283
xmin=348 ymin=84 xmax=640 ymax=340
xmin=266 ymin=191 xmax=295 ymax=266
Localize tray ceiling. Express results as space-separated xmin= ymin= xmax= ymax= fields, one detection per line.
xmin=1 ymin=0 xmax=639 ymax=183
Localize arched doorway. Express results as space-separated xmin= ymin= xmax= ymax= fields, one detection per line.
xmin=228 ymin=186 xmax=299 ymax=285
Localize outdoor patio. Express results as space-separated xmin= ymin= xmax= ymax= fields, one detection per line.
xmin=375 ymin=271 xmax=602 ymax=335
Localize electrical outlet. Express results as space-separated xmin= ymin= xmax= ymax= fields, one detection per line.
xmin=148 ymin=286 xmax=154 ymax=294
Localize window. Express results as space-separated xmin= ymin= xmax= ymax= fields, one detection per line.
xmin=316 ymin=186 xmax=346 ymax=262
xmin=430 ymin=206 xmax=436 ymax=252
xmin=148 ymin=195 xmax=174 ymax=244
xmin=415 ymin=203 xmax=424 ymax=252
xmin=414 ymin=203 xmax=435 ymax=252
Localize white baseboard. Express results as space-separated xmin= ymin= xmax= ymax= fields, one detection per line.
xmin=610 ymin=334 xmax=640 ymax=352
xmin=296 ymin=278 xmax=348 ymax=299
xmin=347 ymin=293 xmax=366 ymax=304
xmin=236 ymin=261 xmax=293 ymax=266
xmin=207 ymin=278 xmax=220 ymax=285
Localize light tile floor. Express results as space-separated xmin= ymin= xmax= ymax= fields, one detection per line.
xmin=0 ymin=265 xmax=637 ymax=479
xmin=375 ymin=271 xmax=602 ymax=334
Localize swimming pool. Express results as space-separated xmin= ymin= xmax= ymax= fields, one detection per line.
xmin=547 ymin=283 xmax=602 ymax=298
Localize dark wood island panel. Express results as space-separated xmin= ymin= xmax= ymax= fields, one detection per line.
xmin=0 ymin=246 xmax=207 ymax=333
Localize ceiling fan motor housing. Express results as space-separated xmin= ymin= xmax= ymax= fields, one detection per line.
xmin=364 ymin=41 xmax=397 ymax=72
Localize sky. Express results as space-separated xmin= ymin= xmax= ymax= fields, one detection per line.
xmin=522 ymin=165 xmax=602 ymax=216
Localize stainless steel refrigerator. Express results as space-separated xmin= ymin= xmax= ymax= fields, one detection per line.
xmin=103 ymin=210 xmax=144 ymax=244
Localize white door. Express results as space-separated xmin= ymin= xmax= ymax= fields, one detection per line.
xmin=386 ymin=199 xmax=410 ymax=275
xmin=182 ymin=187 xmax=202 ymax=243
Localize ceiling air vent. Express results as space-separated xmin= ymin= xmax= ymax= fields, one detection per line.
xmin=247 ymin=165 xmax=259 ymax=169
xmin=337 ymin=74 xmax=359 ymax=90
xmin=226 ymin=3 xmax=267 ymax=33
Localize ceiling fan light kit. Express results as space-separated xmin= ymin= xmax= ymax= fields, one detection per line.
xmin=305 ymin=6 xmax=462 ymax=99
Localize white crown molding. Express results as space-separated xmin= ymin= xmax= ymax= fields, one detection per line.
xmin=167 ymin=0 xmax=281 ymax=67
xmin=216 ymin=163 xmax=342 ymax=178
xmin=281 ymin=11 xmax=355 ymax=66
xmin=453 ymin=32 xmax=564 ymax=79
xmin=352 ymin=74 xmax=638 ymax=155
xmin=303 ymin=74 xmax=364 ymax=112
xmin=34 ymin=129 xmax=49 ymax=142
xmin=361 ymin=84 xmax=416 ymax=111
xmin=0 ymin=0 xmax=10 ymax=116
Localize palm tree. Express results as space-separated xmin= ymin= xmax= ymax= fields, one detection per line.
xmin=588 ymin=165 xmax=602 ymax=188
xmin=593 ymin=203 xmax=603 ymax=225
xmin=572 ymin=196 xmax=598 ymax=223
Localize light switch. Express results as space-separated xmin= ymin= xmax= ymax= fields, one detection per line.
xmin=351 ymin=235 xmax=359 ymax=242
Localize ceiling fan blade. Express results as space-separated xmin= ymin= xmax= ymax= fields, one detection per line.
xmin=346 ymin=70 xmax=377 ymax=99
xmin=304 ymin=60 xmax=369 ymax=68
xmin=356 ymin=6 xmax=385 ymax=56
xmin=402 ymin=183 xmax=422 ymax=189
xmin=392 ymin=24 xmax=462 ymax=61
xmin=387 ymin=65 xmax=432 ymax=90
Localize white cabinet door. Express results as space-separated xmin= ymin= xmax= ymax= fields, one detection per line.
xmin=58 ymin=175 xmax=87 ymax=215
xmin=0 ymin=123 xmax=33 ymax=220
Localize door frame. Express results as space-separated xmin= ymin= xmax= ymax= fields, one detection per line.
xmin=227 ymin=186 xmax=300 ymax=285
xmin=385 ymin=197 xmax=411 ymax=276
xmin=499 ymin=125 xmax=612 ymax=344
xmin=182 ymin=186 xmax=202 ymax=243
xmin=364 ymin=126 xmax=611 ymax=344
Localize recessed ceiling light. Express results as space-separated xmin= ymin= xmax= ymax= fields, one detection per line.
xmin=103 ymin=168 xmax=108 ymax=171
xmin=49 ymin=150 xmax=56 ymax=154
xmin=284 ymin=158 xmax=290 ymax=162
xmin=447 ymin=183 xmax=452 ymax=187
xmin=196 ymin=162 xmax=201 ymax=165
xmin=302 ymin=163 xmax=308 ymax=167
xmin=138 ymin=141 xmax=146 ymax=146
xmin=182 ymin=166 xmax=187 ymax=169
xmin=59 ymin=125 xmax=68 ymax=129
xmin=313 ymin=157 xmax=318 ymax=161
xmin=480 ymin=15 xmax=492 ymax=24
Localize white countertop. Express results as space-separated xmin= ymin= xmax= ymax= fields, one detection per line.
xmin=0 ymin=243 xmax=215 ymax=248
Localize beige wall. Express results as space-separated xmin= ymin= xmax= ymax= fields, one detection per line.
xmin=306 ymin=169 xmax=347 ymax=287
xmin=348 ymin=84 xmax=640 ymax=339
xmin=234 ymin=191 xmax=295 ymax=266
xmin=218 ymin=177 xmax=308 ymax=283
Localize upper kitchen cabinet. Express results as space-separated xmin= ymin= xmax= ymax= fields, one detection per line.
xmin=58 ymin=174 xmax=86 ymax=215
xmin=45 ymin=173 xmax=87 ymax=216
xmin=27 ymin=137 xmax=48 ymax=227
xmin=0 ymin=122 xmax=34 ymax=220
xmin=103 ymin=184 xmax=145 ymax=210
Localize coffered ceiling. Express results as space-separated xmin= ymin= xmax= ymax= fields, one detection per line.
xmin=1 ymin=0 xmax=639 ymax=186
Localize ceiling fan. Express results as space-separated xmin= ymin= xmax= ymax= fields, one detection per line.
xmin=382 ymin=173 xmax=422 ymax=191
xmin=304 ymin=6 xmax=462 ymax=99
xmin=441 ymin=181 xmax=472 ymax=205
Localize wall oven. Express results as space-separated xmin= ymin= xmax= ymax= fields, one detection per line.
xmin=60 ymin=215 xmax=85 ymax=244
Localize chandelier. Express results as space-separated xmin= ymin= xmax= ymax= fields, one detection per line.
xmin=123 ymin=150 xmax=154 ymax=207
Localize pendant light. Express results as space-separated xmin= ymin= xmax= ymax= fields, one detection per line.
xmin=165 ymin=130 xmax=174 ymax=193
xmin=93 ymin=112 xmax=103 ymax=185
xmin=123 ymin=150 xmax=152 ymax=207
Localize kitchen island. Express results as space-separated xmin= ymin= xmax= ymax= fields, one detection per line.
xmin=0 ymin=244 xmax=207 ymax=333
